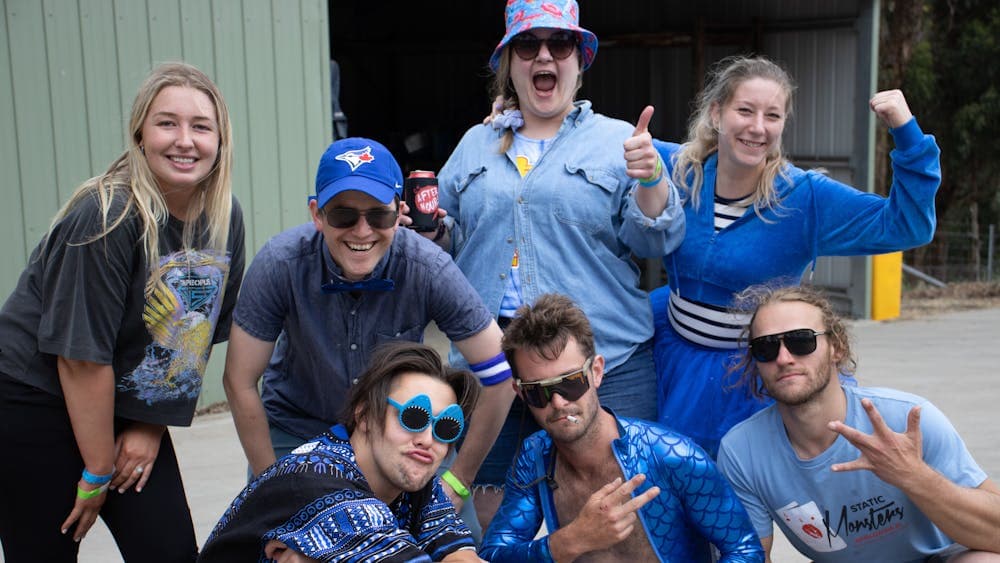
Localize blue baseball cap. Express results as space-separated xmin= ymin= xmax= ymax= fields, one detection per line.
xmin=314 ymin=137 xmax=403 ymax=208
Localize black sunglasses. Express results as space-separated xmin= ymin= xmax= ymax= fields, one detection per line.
xmin=750 ymin=329 xmax=827 ymax=363
xmin=516 ymin=357 xmax=592 ymax=409
xmin=510 ymin=31 xmax=578 ymax=61
xmin=387 ymin=394 xmax=465 ymax=444
xmin=322 ymin=206 xmax=398 ymax=229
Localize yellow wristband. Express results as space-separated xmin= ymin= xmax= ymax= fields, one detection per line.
xmin=441 ymin=470 xmax=471 ymax=499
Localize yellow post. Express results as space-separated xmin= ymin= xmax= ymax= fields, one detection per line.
xmin=871 ymin=251 xmax=903 ymax=320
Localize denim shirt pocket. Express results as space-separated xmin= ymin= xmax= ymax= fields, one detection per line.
xmin=551 ymin=164 xmax=618 ymax=235
xmin=453 ymin=166 xmax=491 ymax=223
xmin=453 ymin=165 xmax=488 ymax=194
xmin=375 ymin=324 xmax=424 ymax=347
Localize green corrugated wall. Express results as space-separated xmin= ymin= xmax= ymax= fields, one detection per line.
xmin=0 ymin=0 xmax=332 ymax=407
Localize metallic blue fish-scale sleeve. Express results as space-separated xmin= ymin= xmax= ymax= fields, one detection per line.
xmin=480 ymin=436 xmax=553 ymax=562
xmin=637 ymin=423 xmax=764 ymax=561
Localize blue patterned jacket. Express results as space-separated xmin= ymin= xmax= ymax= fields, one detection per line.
xmin=199 ymin=425 xmax=474 ymax=562
xmin=480 ymin=410 xmax=764 ymax=562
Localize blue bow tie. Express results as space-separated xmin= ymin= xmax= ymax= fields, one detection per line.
xmin=321 ymin=278 xmax=395 ymax=294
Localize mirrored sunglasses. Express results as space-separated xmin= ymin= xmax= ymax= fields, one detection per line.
xmin=750 ymin=329 xmax=827 ymax=363
xmin=510 ymin=31 xmax=578 ymax=61
xmin=516 ymin=357 xmax=592 ymax=409
xmin=322 ymin=207 xmax=398 ymax=229
xmin=386 ymin=394 xmax=465 ymax=443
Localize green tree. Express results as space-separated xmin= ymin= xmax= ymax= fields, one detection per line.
xmin=879 ymin=0 xmax=1000 ymax=280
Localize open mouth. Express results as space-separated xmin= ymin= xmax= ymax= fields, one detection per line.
xmin=169 ymin=156 xmax=196 ymax=164
xmin=532 ymin=71 xmax=557 ymax=92
xmin=738 ymin=139 xmax=766 ymax=149
xmin=346 ymin=242 xmax=375 ymax=252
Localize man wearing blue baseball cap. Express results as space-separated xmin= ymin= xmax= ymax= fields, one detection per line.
xmin=223 ymin=138 xmax=510 ymax=535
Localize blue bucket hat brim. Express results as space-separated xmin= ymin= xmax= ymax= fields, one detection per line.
xmin=489 ymin=0 xmax=598 ymax=71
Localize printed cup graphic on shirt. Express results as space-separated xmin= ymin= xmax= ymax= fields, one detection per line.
xmin=779 ymin=500 xmax=847 ymax=552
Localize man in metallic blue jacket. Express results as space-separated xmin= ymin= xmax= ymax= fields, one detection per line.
xmin=480 ymin=293 xmax=763 ymax=562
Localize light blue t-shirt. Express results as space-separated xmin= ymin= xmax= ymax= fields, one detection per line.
xmin=498 ymin=133 xmax=552 ymax=318
xmin=718 ymin=385 xmax=987 ymax=563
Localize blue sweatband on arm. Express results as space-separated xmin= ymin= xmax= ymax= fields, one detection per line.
xmin=470 ymin=352 xmax=512 ymax=386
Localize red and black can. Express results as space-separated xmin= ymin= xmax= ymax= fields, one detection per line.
xmin=404 ymin=170 xmax=440 ymax=232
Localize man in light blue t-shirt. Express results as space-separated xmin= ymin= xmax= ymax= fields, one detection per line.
xmin=717 ymin=284 xmax=1000 ymax=562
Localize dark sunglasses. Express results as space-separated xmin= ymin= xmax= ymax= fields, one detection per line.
xmin=510 ymin=31 xmax=578 ymax=61
xmin=322 ymin=206 xmax=398 ymax=229
xmin=516 ymin=357 xmax=592 ymax=409
xmin=750 ymin=329 xmax=827 ymax=363
xmin=387 ymin=394 xmax=465 ymax=443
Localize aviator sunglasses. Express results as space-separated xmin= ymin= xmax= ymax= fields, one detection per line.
xmin=516 ymin=357 xmax=593 ymax=409
xmin=749 ymin=329 xmax=827 ymax=363
xmin=387 ymin=394 xmax=465 ymax=443
xmin=510 ymin=31 xmax=578 ymax=61
xmin=322 ymin=206 xmax=398 ymax=229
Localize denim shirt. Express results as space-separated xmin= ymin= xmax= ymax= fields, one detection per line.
xmin=438 ymin=101 xmax=685 ymax=370
xmin=233 ymin=225 xmax=492 ymax=440
xmin=480 ymin=410 xmax=764 ymax=562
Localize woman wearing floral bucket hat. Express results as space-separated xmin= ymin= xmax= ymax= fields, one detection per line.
xmin=426 ymin=0 xmax=686 ymax=532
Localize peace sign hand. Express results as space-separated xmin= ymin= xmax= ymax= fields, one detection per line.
xmin=566 ymin=474 xmax=661 ymax=555
xmin=829 ymin=399 xmax=925 ymax=489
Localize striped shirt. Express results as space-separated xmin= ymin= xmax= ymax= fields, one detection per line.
xmin=714 ymin=194 xmax=750 ymax=231
xmin=667 ymin=291 xmax=751 ymax=350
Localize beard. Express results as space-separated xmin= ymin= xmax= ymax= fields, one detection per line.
xmin=766 ymin=355 xmax=836 ymax=407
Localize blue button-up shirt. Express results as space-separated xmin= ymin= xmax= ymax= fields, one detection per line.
xmin=233 ymin=225 xmax=492 ymax=439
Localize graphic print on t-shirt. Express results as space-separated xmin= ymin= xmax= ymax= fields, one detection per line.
xmin=118 ymin=249 xmax=229 ymax=404
xmin=779 ymin=500 xmax=848 ymax=552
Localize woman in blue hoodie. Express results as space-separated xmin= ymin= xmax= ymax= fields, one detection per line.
xmin=651 ymin=55 xmax=940 ymax=458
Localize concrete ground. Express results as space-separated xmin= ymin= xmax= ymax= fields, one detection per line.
xmin=21 ymin=306 xmax=1000 ymax=562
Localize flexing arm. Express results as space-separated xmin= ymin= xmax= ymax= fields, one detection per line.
xmin=829 ymin=400 xmax=1000 ymax=553
xmin=57 ymin=357 xmax=116 ymax=542
xmin=448 ymin=321 xmax=514 ymax=508
xmin=223 ymin=324 xmax=279 ymax=476
xmin=815 ymin=90 xmax=940 ymax=256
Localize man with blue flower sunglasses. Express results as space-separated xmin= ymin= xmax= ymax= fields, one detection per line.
xmin=200 ymin=342 xmax=487 ymax=562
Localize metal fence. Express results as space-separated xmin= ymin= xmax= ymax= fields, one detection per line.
xmin=906 ymin=222 xmax=997 ymax=285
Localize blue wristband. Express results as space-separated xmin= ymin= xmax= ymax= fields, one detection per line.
xmin=82 ymin=468 xmax=114 ymax=485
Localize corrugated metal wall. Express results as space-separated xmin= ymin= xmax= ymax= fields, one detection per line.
xmin=579 ymin=0 xmax=877 ymax=315
xmin=1 ymin=0 xmax=331 ymax=406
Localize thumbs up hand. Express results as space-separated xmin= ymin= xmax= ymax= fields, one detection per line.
xmin=624 ymin=106 xmax=662 ymax=185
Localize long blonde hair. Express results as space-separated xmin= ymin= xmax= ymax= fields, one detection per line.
xmin=49 ymin=62 xmax=233 ymax=296
xmin=488 ymin=43 xmax=584 ymax=154
xmin=672 ymin=55 xmax=795 ymax=214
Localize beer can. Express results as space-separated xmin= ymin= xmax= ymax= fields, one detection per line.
xmin=404 ymin=170 xmax=440 ymax=232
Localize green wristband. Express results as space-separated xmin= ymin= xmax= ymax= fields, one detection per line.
xmin=77 ymin=484 xmax=108 ymax=500
xmin=638 ymin=157 xmax=664 ymax=187
xmin=441 ymin=470 xmax=471 ymax=499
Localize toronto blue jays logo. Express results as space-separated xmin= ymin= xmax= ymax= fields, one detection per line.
xmin=335 ymin=146 xmax=375 ymax=171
